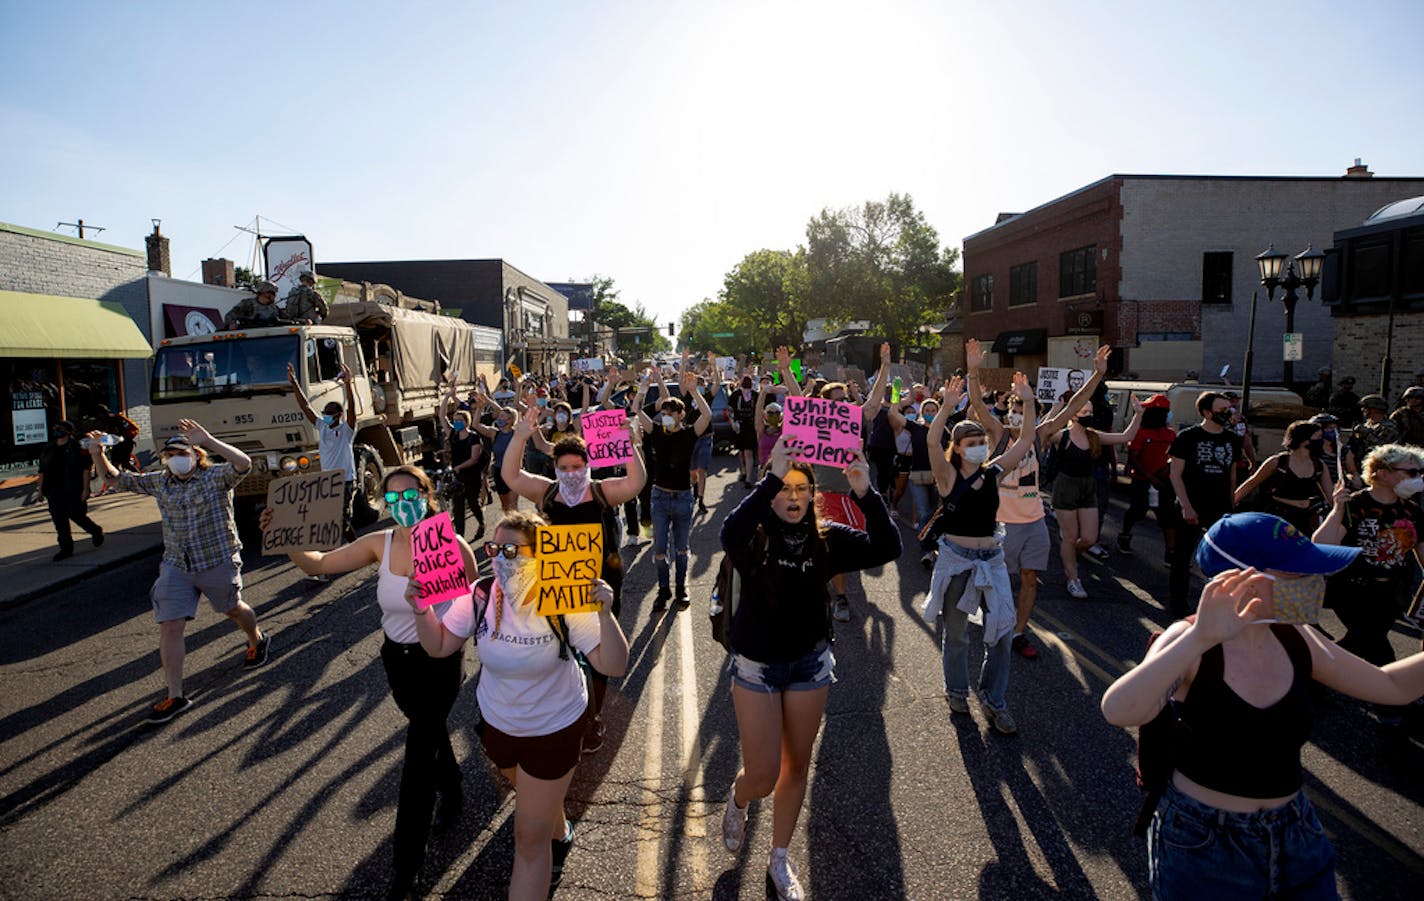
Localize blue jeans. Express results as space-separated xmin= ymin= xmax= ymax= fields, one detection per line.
xmin=939 ymin=558 xmax=1013 ymax=710
xmin=651 ymin=487 xmax=693 ymax=592
xmin=908 ymin=478 xmax=934 ymax=543
xmin=1149 ymin=783 xmax=1338 ymax=901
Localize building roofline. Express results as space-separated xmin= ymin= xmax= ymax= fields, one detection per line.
xmin=0 ymin=221 xmax=145 ymax=258
xmin=962 ymin=172 xmax=1424 ymax=244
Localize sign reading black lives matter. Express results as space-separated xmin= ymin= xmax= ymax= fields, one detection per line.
xmin=783 ymin=396 xmax=863 ymax=467
xmin=262 ymin=469 xmax=346 ymax=554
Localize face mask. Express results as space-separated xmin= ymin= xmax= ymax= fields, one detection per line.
xmin=1006 ymin=412 xmax=1023 ymax=429
xmin=962 ymin=445 xmax=989 ymax=465
xmin=390 ymin=497 xmax=427 ymax=528
xmin=1265 ymin=573 xmax=1326 ymax=625
xmin=1305 ymin=437 xmax=1324 ymax=455
xmin=1395 ymin=476 xmax=1424 ymax=499
xmin=555 ymin=412 xmax=569 ymax=427
xmin=452 ymin=421 xmax=467 ymax=432
xmin=922 ymin=408 xmax=939 ymax=423
xmin=492 ymin=555 xmax=540 ymax=608
xmin=495 ymin=419 xmax=508 ymax=430
xmin=1165 ymin=411 xmax=1174 ymax=425
xmin=766 ymin=414 xmax=782 ymax=427
xmin=536 ymin=398 xmax=548 ymax=407
xmin=1211 ymin=412 xmax=1233 ymax=427
xmin=661 ymin=414 xmax=675 ymax=429
xmin=557 ymin=467 xmax=591 ymax=507
xmin=322 ymin=413 xmax=337 ymax=426
xmin=165 ymin=454 xmax=195 ymax=476
xmin=1322 ymin=429 xmax=1337 ymax=441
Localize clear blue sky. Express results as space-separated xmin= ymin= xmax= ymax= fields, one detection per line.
xmin=3 ymin=0 xmax=1421 ymax=330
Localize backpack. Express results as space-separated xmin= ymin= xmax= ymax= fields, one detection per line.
xmin=1132 ymin=615 xmax=1196 ymax=837
xmin=709 ymin=524 xmax=829 ymax=653
xmin=472 ymin=574 xmax=577 ymax=662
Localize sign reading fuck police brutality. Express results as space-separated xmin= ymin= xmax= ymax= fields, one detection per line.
xmin=262 ymin=469 xmax=345 ymax=554
xmin=535 ymin=524 xmax=603 ymax=616
xmin=410 ymin=511 xmax=469 ymax=609
xmin=581 ymin=409 xmax=633 ymax=468
xmin=783 ymin=395 xmax=863 ymax=467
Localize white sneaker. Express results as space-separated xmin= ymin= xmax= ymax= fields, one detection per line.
xmin=1067 ymin=579 xmax=1088 ymax=599
xmin=721 ymin=783 xmax=747 ymax=852
xmin=767 ymin=849 xmax=804 ymax=901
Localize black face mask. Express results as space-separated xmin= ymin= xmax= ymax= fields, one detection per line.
xmin=1211 ymin=411 xmax=1233 ymax=427
xmin=1306 ymin=438 xmax=1325 ymax=455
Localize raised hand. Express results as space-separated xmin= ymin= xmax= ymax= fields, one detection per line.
xmin=880 ymin=341 xmax=891 ymax=367
xmin=769 ymin=433 xmax=794 ymax=479
xmin=340 ymin=363 xmax=353 ymax=384
xmin=514 ymin=403 xmax=539 ymax=439
xmin=83 ymin=430 xmax=107 ymax=456
xmin=286 ymin=362 xmax=298 ymax=384
xmin=776 ymin=345 xmax=792 ymax=370
xmin=1094 ymin=344 xmax=1111 ymax=374
xmin=1011 ymin=371 xmax=1035 ymax=401
xmin=1193 ymin=569 xmax=1273 ymax=644
xmin=1130 ymin=394 xmax=1144 ymax=414
xmin=942 ymin=376 xmax=965 ymax=411
xmin=845 ymin=448 xmax=871 ymax=497
xmin=177 ymin=419 xmax=212 ymax=446
xmin=965 ymin=338 xmax=986 ymax=371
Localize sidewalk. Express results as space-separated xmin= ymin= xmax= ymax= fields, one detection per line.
xmin=0 ymin=490 xmax=164 ymax=606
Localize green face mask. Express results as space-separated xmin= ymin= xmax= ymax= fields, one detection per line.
xmin=390 ymin=497 xmax=427 ymax=528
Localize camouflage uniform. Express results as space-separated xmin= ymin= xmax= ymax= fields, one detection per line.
xmin=1390 ymin=405 xmax=1424 ymax=448
xmin=223 ymin=297 xmax=284 ymax=329
xmin=1353 ymin=417 xmax=1401 ymax=456
xmin=283 ymin=284 xmax=329 ymax=323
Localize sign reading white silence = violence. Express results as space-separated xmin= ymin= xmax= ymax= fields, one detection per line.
xmin=262 ymin=469 xmax=346 ymax=554
xmin=783 ymin=395 xmax=863 ymax=467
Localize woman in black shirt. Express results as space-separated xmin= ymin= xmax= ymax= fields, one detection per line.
xmin=717 ymin=434 xmax=900 ymax=901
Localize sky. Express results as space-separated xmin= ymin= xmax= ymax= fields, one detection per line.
xmin=3 ymin=0 xmax=1422 ymax=333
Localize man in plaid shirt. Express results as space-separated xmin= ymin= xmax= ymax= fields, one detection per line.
xmin=87 ymin=418 xmax=270 ymax=725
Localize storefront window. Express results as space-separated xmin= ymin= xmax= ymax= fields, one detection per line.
xmin=61 ymin=359 xmax=120 ymax=432
xmin=2 ymin=359 xmax=60 ymax=473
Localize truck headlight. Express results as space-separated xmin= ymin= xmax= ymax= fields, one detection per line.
xmin=280 ymin=456 xmax=297 ymax=472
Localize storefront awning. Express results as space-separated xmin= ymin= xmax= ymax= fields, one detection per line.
xmin=0 ymin=290 xmax=152 ymax=359
xmin=990 ymin=328 xmax=1047 ymax=355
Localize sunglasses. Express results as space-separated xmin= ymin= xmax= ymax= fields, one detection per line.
xmin=383 ymin=487 xmax=423 ymax=503
xmin=1392 ymin=467 xmax=1423 ymax=477
xmin=484 ymin=542 xmax=532 ymax=560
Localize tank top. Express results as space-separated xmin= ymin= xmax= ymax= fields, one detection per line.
xmin=937 ymin=464 xmax=1003 ymax=538
xmin=492 ymin=429 xmax=514 ymax=466
xmin=376 ymin=530 xmax=451 ymax=643
xmin=758 ymin=427 xmax=780 ymax=466
xmin=1175 ymin=625 xmax=1313 ymax=798
xmin=1268 ymin=453 xmax=1323 ymax=503
xmin=996 ymin=435 xmax=1045 ymax=525
xmin=1056 ymin=430 xmax=1097 ymax=478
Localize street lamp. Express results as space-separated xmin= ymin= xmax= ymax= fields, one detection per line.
xmin=1254 ymin=243 xmax=1323 ymax=391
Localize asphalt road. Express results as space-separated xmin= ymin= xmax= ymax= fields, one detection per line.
xmin=2 ymin=461 xmax=1421 ymax=900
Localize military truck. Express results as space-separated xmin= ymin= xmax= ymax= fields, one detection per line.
xmin=148 ymin=299 xmax=501 ymax=529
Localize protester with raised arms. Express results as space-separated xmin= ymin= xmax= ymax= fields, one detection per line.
xmin=718 ymin=433 xmax=900 ymax=901
xmin=287 ymin=360 xmax=359 ymax=544
xmin=408 ymin=510 xmax=629 ymax=900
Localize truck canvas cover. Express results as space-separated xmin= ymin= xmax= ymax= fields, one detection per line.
xmin=324 ymin=301 xmax=476 ymax=392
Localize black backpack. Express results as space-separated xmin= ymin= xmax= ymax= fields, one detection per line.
xmin=710 ymin=525 xmax=829 ymax=653
xmin=1132 ymin=616 xmax=1193 ymax=837
xmin=472 ymin=575 xmax=577 ymax=661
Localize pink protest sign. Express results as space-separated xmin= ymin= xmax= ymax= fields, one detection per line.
xmin=410 ymin=511 xmax=469 ymax=608
xmin=582 ymin=409 xmax=633 ymax=468
xmin=783 ymin=395 xmax=863 ymax=467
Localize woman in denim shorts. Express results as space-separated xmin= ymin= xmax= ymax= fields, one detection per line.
xmin=717 ymin=435 xmax=900 ymax=900
xmin=1102 ymin=511 xmax=1424 ymax=901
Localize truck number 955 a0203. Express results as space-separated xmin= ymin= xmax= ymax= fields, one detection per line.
xmin=271 ymin=412 xmax=305 ymax=425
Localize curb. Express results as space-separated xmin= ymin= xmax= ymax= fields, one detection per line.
xmin=0 ymin=543 xmax=164 ymax=610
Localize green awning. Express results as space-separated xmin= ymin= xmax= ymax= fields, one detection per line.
xmin=0 ymin=290 xmax=152 ymax=359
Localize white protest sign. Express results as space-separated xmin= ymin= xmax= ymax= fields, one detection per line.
xmin=573 ymin=357 xmax=605 ymax=372
xmin=1035 ymin=367 xmax=1089 ymax=405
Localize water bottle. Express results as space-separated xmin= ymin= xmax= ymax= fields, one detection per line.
xmin=1148 ymin=486 xmax=1160 ymax=509
xmin=709 ymin=584 xmax=723 ymax=617
xmin=80 ymin=434 xmax=120 ymax=450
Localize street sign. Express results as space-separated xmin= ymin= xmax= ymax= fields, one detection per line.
xmin=1283 ymin=332 xmax=1303 ymax=362
xmin=711 ymin=332 xmax=736 ymax=338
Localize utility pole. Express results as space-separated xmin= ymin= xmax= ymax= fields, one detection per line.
xmin=57 ymin=219 xmax=105 ymax=239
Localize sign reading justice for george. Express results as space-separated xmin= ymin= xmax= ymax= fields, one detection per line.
xmin=783 ymin=395 xmax=863 ymax=467
xmin=581 ymin=409 xmax=633 ymax=468
xmin=262 ymin=469 xmax=346 ymax=554
xmin=535 ymin=524 xmax=604 ymax=616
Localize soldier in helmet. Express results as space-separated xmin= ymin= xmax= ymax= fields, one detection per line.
xmin=283 ymin=269 xmax=328 ymax=324
xmin=1352 ymin=394 xmax=1401 ymax=457
xmin=1391 ymin=386 xmax=1424 ymax=447
xmin=1328 ymin=375 xmax=1361 ymax=427
xmin=223 ymin=280 xmax=286 ymax=330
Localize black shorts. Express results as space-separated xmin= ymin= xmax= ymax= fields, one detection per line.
xmin=733 ymin=424 xmax=757 ymax=451
xmin=480 ymin=698 xmax=590 ymax=780
xmin=490 ymin=467 xmax=511 ymax=496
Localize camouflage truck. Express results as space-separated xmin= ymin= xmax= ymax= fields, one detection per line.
xmin=148 ymin=299 xmax=501 ymax=531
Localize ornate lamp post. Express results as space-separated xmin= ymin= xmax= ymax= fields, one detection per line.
xmin=1254 ymin=243 xmax=1324 ymax=392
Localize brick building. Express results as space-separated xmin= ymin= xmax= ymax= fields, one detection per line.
xmin=961 ymin=168 xmax=1424 ymax=385
xmin=317 ymin=259 xmax=574 ymax=376
xmin=0 ymin=222 xmax=154 ymax=477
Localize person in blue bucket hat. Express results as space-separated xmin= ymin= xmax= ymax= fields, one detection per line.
xmin=1102 ymin=512 xmax=1424 ymax=901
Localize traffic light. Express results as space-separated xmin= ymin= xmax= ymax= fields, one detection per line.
xmin=667 ymin=322 xmax=675 ymax=336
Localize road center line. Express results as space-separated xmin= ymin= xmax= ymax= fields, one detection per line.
xmin=677 ymin=611 xmax=707 ymax=881
xmin=634 ymin=646 xmax=667 ymax=897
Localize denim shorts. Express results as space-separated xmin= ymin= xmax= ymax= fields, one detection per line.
xmin=151 ymin=561 xmax=242 ymax=623
xmin=1149 ymin=783 xmax=1338 ymax=901
xmin=730 ymin=643 xmax=835 ymax=693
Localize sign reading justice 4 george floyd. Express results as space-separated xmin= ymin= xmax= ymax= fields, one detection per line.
xmin=535 ymin=524 xmax=603 ymax=616
xmin=262 ymin=469 xmax=346 ymax=554
xmin=783 ymin=396 xmax=863 ymax=467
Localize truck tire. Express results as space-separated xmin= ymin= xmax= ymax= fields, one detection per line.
xmin=353 ymin=444 xmax=383 ymax=528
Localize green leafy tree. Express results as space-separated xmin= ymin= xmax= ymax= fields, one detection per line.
xmin=719 ymin=248 xmax=813 ymax=353
xmin=582 ymin=275 xmax=670 ymax=354
xmin=234 ymin=266 xmax=260 ymax=289
xmin=805 ymin=192 xmax=961 ymax=351
xmin=677 ymin=299 xmax=744 ymax=356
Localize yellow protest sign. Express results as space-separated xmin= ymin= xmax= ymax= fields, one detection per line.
xmin=508 ymin=360 xmax=523 ymax=379
xmin=535 ymin=524 xmax=603 ymax=615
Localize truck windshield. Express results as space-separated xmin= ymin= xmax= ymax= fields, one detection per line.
xmin=152 ymin=335 xmax=300 ymax=403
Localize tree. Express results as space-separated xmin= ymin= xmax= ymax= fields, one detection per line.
xmin=719 ymin=249 xmax=813 ymax=353
xmin=234 ymin=266 xmax=260 ymax=289
xmin=582 ymin=275 xmax=671 ymax=355
xmin=805 ymin=193 xmax=961 ymax=352
xmin=677 ymin=299 xmax=744 ymax=356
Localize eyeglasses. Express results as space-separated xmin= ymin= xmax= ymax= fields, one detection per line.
xmin=484 ymin=542 xmax=532 ymax=559
xmin=383 ymin=487 xmax=423 ymax=503
xmin=1392 ymin=467 xmax=1423 ymax=477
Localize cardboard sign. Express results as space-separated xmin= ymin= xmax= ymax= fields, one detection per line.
xmin=1035 ymin=367 xmax=1089 ymax=405
xmin=508 ymin=361 xmax=523 ymax=379
xmin=582 ymin=409 xmax=633 ymax=468
xmin=976 ymin=367 xmax=1017 ymax=395
xmin=535 ymin=524 xmax=604 ymax=616
xmin=573 ymin=356 xmax=604 ymax=372
xmin=716 ymin=356 xmax=737 ymax=381
xmin=783 ymin=395 xmax=863 ymax=467
xmin=262 ymin=469 xmax=346 ymax=554
xmin=410 ymin=511 xmax=469 ymax=608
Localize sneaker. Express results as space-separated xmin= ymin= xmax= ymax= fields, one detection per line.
xmin=145 ymin=695 xmax=191 ymax=725
xmin=977 ymin=690 xmax=1018 ymax=734
xmin=304 ymin=573 xmax=330 ymax=583
xmin=947 ymin=693 xmax=971 ymax=715
xmin=697 ymin=501 xmax=709 ymax=515
xmin=625 ymin=533 xmax=641 ymax=548
xmin=674 ymin=591 xmax=691 ymax=610
xmin=581 ymin=715 xmax=605 ymax=755
xmin=1116 ymin=534 xmax=1133 ymax=555
xmin=244 ymin=634 xmax=271 ymax=668
xmin=92 ymin=528 xmax=105 ymax=548
xmin=1012 ymin=634 xmax=1040 ymax=660
xmin=652 ymin=587 xmax=671 ymax=612
xmin=550 ymin=820 xmax=575 ymax=888
xmin=920 ymin=551 xmax=936 ymax=569
xmin=766 ymin=849 xmax=804 ymax=901
xmin=721 ymin=783 xmax=747 ymax=852
xmin=1085 ymin=544 xmax=1110 ymax=562
xmin=1066 ymin=579 xmax=1088 ymax=599
xmin=832 ymin=595 xmax=851 ymax=622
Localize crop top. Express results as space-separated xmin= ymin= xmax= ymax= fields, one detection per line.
xmin=1174 ymin=624 xmax=1314 ymax=799
xmin=936 ymin=464 xmax=1003 ymax=538
xmin=1056 ymin=430 xmax=1098 ymax=478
